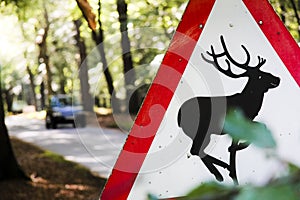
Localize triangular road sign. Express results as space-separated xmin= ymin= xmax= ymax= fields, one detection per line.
xmin=101 ymin=0 xmax=300 ymax=199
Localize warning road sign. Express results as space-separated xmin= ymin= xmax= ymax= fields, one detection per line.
xmin=101 ymin=0 xmax=300 ymax=199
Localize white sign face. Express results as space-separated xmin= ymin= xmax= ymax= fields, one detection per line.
xmin=101 ymin=0 xmax=300 ymax=199
xmin=129 ymin=0 xmax=300 ymax=199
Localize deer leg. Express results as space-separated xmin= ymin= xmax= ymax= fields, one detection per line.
xmin=228 ymin=139 xmax=239 ymax=185
xmin=190 ymin=132 xmax=206 ymax=156
xmin=201 ymin=155 xmax=224 ymax=182
xmin=228 ymin=141 xmax=250 ymax=184
xmin=201 ymin=153 xmax=229 ymax=182
xmin=204 ymin=154 xmax=229 ymax=169
xmin=236 ymin=142 xmax=249 ymax=151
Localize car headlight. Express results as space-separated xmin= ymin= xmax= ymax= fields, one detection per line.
xmin=52 ymin=112 xmax=62 ymax=117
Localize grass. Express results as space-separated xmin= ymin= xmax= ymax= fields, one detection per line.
xmin=0 ymin=137 xmax=106 ymax=200
xmin=42 ymin=150 xmax=66 ymax=163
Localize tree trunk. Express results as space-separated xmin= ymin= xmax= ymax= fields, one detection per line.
xmin=116 ymin=0 xmax=139 ymax=114
xmin=74 ymin=19 xmax=94 ymax=112
xmin=58 ymin=66 xmax=66 ymax=95
xmin=20 ymin=24 xmax=38 ymax=111
xmin=3 ymin=89 xmax=13 ymax=113
xmin=280 ymin=4 xmax=286 ymax=23
xmin=92 ymin=0 xmax=115 ymax=101
xmin=40 ymin=82 xmax=45 ymax=109
xmin=92 ymin=0 xmax=117 ymax=111
xmin=26 ymin=65 xmax=38 ymax=110
xmin=289 ymin=0 xmax=300 ymax=39
xmin=37 ymin=5 xmax=53 ymax=103
xmin=75 ymin=0 xmax=116 ymax=111
xmin=0 ymin=68 xmax=28 ymax=181
xmin=92 ymin=31 xmax=115 ymax=97
xmin=59 ymin=79 xmax=66 ymax=95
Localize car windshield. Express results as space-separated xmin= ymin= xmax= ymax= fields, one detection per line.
xmin=51 ymin=96 xmax=73 ymax=107
xmin=58 ymin=97 xmax=72 ymax=106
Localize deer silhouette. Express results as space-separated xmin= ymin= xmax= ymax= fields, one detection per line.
xmin=177 ymin=35 xmax=280 ymax=183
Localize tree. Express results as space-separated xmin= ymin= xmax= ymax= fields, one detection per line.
xmin=24 ymin=56 xmax=38 ymax=109
xmin=0 ymin=65 xmax=28 ymax=180
xmin=271 ymin=0 xmax=300 ymax=41
xmin=0 ymin=11 xmax=30 ymax=111
xmin=76 ymin=0 xmax=115 ymax=112
xmin=74 ymin=19 xmax=94 ymax=111
xmin=116 ymin=0 xmax=139 ymax=114
xmin=0 ymin=0 xmax=37 ymax=181
xmin=36 ymin=4 xmax=53 ymax=108
xmin=94 ymin=0 xmax=115 ymax=99
xmin=2 ymin=0 xmax=42 ymax=111
xmin=20 ymin=23 xmax=38 ymax=110
xmin=289 ymin=0 xmax=300 ymax=38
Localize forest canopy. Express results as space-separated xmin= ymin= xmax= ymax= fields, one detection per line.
xmin=0 ymin=0 xmax=298 ymax=113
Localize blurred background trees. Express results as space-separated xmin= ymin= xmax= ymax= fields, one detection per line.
xmin=0 ymin=0 xmax=298 ymax=181
xmin=0 ymin=0 xmax=297 ymax=116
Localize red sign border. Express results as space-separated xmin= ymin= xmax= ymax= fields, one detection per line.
xmin=101 ymin=0 xmax=300 ymax=199
xmin=244 ymin=0 xmax=300 ymax=86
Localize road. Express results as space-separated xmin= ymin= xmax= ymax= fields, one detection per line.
xmin=5 ymin=114 xmax=127 ymax=179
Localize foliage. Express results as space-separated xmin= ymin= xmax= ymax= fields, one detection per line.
xmin=148 ymin=110 xmax=300 ymax=200
xmin=0 ymin=15 xmax=26 ymax=94
xmin=1 ymin=0 xmax=298 ymax=109
xmin=270 ymin=0 xmax=300 ymax=41
xmin=224 ymin=109 xmax=276 ymax=148
xmin=1 ymin=0 xmax=299 ymax=197
xmin=184 ymin=182 xmax=238 ymax=200
xmin=0 ymin=0 xmax=82 ymax=106
xmin=179 ymin=171 xmax=300 ymax=200
xmin=150 ymin=101 xmax=299 ymax=199
xmin=84 ymin=0 xmax=187 ymax=99
xmin=181 ymin=164 xmax=300 ymax=200
xmin=235 ymin=185 xmax=299 ymax=200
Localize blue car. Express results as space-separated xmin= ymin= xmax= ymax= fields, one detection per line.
xmin=45 ymin=95 xmax=86 ymax=129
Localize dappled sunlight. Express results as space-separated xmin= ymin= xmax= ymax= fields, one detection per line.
xmin=0 ymin=138 xmax=104 ymax=200
xmin=20 ymin=111 xmax=47 ymax=120
xmin=29 ymin=175 xmax=97 ymax=199
xmin=6 ymin=114 xmax=126 ymax=178
xmin=94 ymin=107 xmax=112 ymax=115
xmin=0 ymin=15 xmax=26 ymax=65
xmin=0 ymin=0 xmax=298 ymax=199
xmin=65 ymin=156 xmax=99 ymax=164
xmin=93 ymin=145 xmax=108 ymax=150
xmin=30 ymin=173 xmax=48 ymax=184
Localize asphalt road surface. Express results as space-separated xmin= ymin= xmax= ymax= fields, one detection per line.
xmin=5 ymin=114 xmax=127 ymax=178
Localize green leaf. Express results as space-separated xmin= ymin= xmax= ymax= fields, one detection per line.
xmin=224 ymin=109 xmax=276 ymax=148
xmin=147 ymin=194 xmax=159 ymax=200
xmin=235 ymin=185 xmax=298 ymax=200
xmin=287 ymin=163 xmax=300 ymax=174
xmin=185 ymin=182 xmax=235 ymax=199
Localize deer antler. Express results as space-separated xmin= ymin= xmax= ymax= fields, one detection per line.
xmin=202 ymin=35 xmax=266 ymax=78
xmin=257 ymin=56 xmax=266 ymax=68
xmin=201 ymin=46 xmax=245 ymax=78
xmin=220 ymin=36 xmax=251 ymax=70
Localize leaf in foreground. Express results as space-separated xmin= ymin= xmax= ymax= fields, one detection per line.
xmin=185 ymin=182 xmax=237 ymax=199
xmin=235 ymin=185 xmax=298 ymax=200
xmin=224 ymin=109 xmax=276 ymax=148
